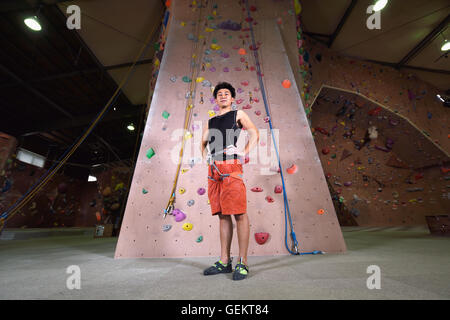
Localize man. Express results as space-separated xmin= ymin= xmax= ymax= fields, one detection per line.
xmin=201 ymin=82 xmax=259 ymax=280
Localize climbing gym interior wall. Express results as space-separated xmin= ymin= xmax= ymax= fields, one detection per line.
xmin=301 ymin=37 xmax=450 ymax=226
xmin=114 ymin=0 xmax=347 ymax=259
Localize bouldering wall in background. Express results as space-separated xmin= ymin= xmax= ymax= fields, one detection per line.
xmin=115 ymin=0 xmax=347 ymax=259
xmin=311 ymin=86 xmax=449 ymax=226
xmin=299 ymin=37 xmax=450 ymax=152
xmin=1 ymin=159 xmax=99 ymax=228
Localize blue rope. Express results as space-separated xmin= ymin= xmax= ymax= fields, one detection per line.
xmin=243 ymin=0 xmax=322 ymax=255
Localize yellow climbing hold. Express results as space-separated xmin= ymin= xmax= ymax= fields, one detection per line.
xmin=208 ymin=110 xmax=216 ymax=117
xmin=184 ymin=131 xmax=193 ymax=140
xmin=205 ymin=62 xmax=211 ymax=68
xmin=179 ymin=188 xmax=186 ymax=194
xmin=210 ymin=44 xmax=221 ymax=50
xmin=205 ymin=27 xmax=214 ymax=32
xmin=181 ymin=21 xmax=186 ymax=26
xmin=182 ymin=223 xmax=193 ymax=231
xmin=196 ymin=77 xmax=205 ymax=83
xmin=340 ymin=121 xmax=345 ymax=126
xmin=213 ymin=10 xmax=217 ymax=16
xmin=181 ymin=169 xmax=189 ymax=174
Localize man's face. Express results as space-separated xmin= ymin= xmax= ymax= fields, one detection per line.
xmin=215 ymin=88 xmax=234 ymax=108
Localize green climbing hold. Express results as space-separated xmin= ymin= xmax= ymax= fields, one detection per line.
xmin=153 ymin=42 xmax=160 ymax=51
xmin=299 ymin=48 xmax=304 ymax=55
xmin=305 ymin=108 xmax=311 ymax=115
xmin=162 ymin=111 xmax=170 ymax=119
xmin=305 ymin=93 xmax=310 ymax=100
xmin=331 ymin=154 xmax=336 ymax=159
xmin=182 ymin=76 xmax=191 ymax=83
xmin=297 ymin=32 xmax=301 ymax=40
xmin=146 ymin=148 xmax=155 ymax=159
xmin=207 ymin=15 xmax=214 ymax=20
xmin=212 ymin=38 xmax=217 ymax=44
xmin=228 ymin=35 xmax=232 ymax=39
xmin=196 ymin=235 xmax=203 ymax=243
xmin=142 ymin=188 xmax=148 ymax=194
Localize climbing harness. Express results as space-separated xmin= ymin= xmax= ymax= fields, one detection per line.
xmin=243 ymin=0 xmax=322 ymax=255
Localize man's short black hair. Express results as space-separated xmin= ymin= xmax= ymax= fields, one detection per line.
xmin=213 ymin=82 xmax=236 ymax=99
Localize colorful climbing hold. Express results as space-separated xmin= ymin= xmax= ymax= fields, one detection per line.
xmin=196 ymin=235 xmax=203 ymax=243
xmin=162 ymin=111 xmax=170 ymax=119
xmin=182 ymin=223 xmax=193 ymax=231
xmin=197 ymin=188 xmax=206 ymax=195
xmin=146 ymin=148 xmax=155 ymax=159
xmin=179 ymin=187 xmax=186 ymax=194
xmin=251 ymin=187 xmax=263 ymax=192
xmin=317 ymin=209 xmax=325 ymax=215
xmin=255 ymin=232 xmax=269 ymax=245
xmin=173 ymin=209 xmax=186 ymax=222
xmin=265 ymin=196 xmax=274 ymax=203
xmin=287 ymin=164 xmax=298 ymax=174
xmin=238 ymin=48 xmax=247 ymax=55
xmin=282 ymin=79 xmax=291 ymax=88
xmin=162 ymin=224 xmax=172 ymax=232
xmin=274 ymin=185 xmax=282 ymax=194
xmin=142 ymin=188 xmax=148 ymax=194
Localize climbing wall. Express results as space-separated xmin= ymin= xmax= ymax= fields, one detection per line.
xmin=294 ymin=30 xmax=450 ymax=226
xmin=114 ymin=0 xmax=346 ymax=259
xmin=311 ymin=86 xmax=450 ymax=226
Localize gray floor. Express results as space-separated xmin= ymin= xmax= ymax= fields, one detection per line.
xmin=0 ymin=226 xmax=449 ymax=300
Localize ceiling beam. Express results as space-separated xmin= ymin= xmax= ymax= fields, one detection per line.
xmin=20 ymin=104 xmax=145 ymax=136
xmin=0 ymin=59 xmax=153 ymax=89
xmin=365 ymin=59 xmax=450 ymax=75
xmin=0 ymin=64 xmax=74 ymax=119
xmin=328 ymin=0 xmax=357 ymax=48
xmin=396 ymin=14 xmax=450 ymax=68
xmin=0 ymin=0 xmax=71 ymax=13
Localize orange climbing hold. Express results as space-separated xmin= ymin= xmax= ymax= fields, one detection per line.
xmin=282 ymin=79 xmax=291 ymax=88
xmin=317 ymin=209 xmax=325 ymax=215
xmin=286 ymin=164 xmax=297 ymax=174
xmin=238 ymin=48 xmax=247 ymax=55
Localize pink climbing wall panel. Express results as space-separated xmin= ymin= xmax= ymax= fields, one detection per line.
xmin=114 ymin=0 xmax=346 ymax=259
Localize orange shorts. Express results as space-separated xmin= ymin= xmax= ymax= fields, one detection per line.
xmin=208 ymin=159 xmax=247 ymax=215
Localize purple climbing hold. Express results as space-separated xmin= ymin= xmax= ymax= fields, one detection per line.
xmin=209 ymin=67 xmax=216 ymax=72
xmin=344 ymin=181 xmax=352 ymax=187
xmin=221 ymin=52 xmax=229 ymax=58
xmin=197 ymin=187 xmax=206 ymax=195
xmin=173 ymin=209 xmax=186 ymax=222
xmin=237 ymin=88 xmax=244 ymax=94
xmin=223 ymin=67 xmax=229 ymax=72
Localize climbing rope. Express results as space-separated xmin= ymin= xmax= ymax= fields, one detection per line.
xmin=243 ymin=0 xmax=322 ymax=255
xmin=0 ymin=15 xmax=160 ymax=230
xmin=163 ymin=0 xmax=214 ymax=218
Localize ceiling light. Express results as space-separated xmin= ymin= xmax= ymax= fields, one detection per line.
xmin=127 ymin=123 xmax=135 ymax=131
xmin=24 ymin=16 xmax=42 ymax=31
xmin=373 ymin=0 xmax=388 ymax=12
xmin=441 ymin=40 xmax=450 ymax=51
xmin=88 ymin=175 xmax=97 ymax=182
xmin=437 ymin=94 xmax=444 ymax=102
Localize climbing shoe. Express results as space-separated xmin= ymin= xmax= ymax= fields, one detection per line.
xmin=203 ymin=258 xmax=233 ymax=275
xmin=232 ymin=259 xmax=249 ymax=281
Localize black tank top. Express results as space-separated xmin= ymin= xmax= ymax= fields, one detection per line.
xmin=208 ymin=110 xmax=242 ymax=160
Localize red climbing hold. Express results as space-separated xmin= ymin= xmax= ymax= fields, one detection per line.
xmin=274 ymin=185 xmax=282 ymax=193
xmin=368 ymin=107 xmax=382 ymax=116
xmin=251 ymin=187 xmax=263 ymax=192
xmin=255 ymin=232 xmax=269 ymax=245
xmin=265 ymin=196 xmax=274 ymax=203
xmin=322 ymin=147 xmax=330 ymax=155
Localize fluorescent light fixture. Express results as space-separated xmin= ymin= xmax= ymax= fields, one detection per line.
xmin=441 ymin=41 xmax=450 ymax=51
xmin=127 ymin=123 xmax=135 ymax=131
xmin=88 ymin=175 xmax=97 ymax=182
xmin=373 ymin=0 xmax=388 ymax=12
xmin=24 ymin=16 xmax=42 ymax=31
xmin=437 ymin=94 xmax=444 ymax=102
